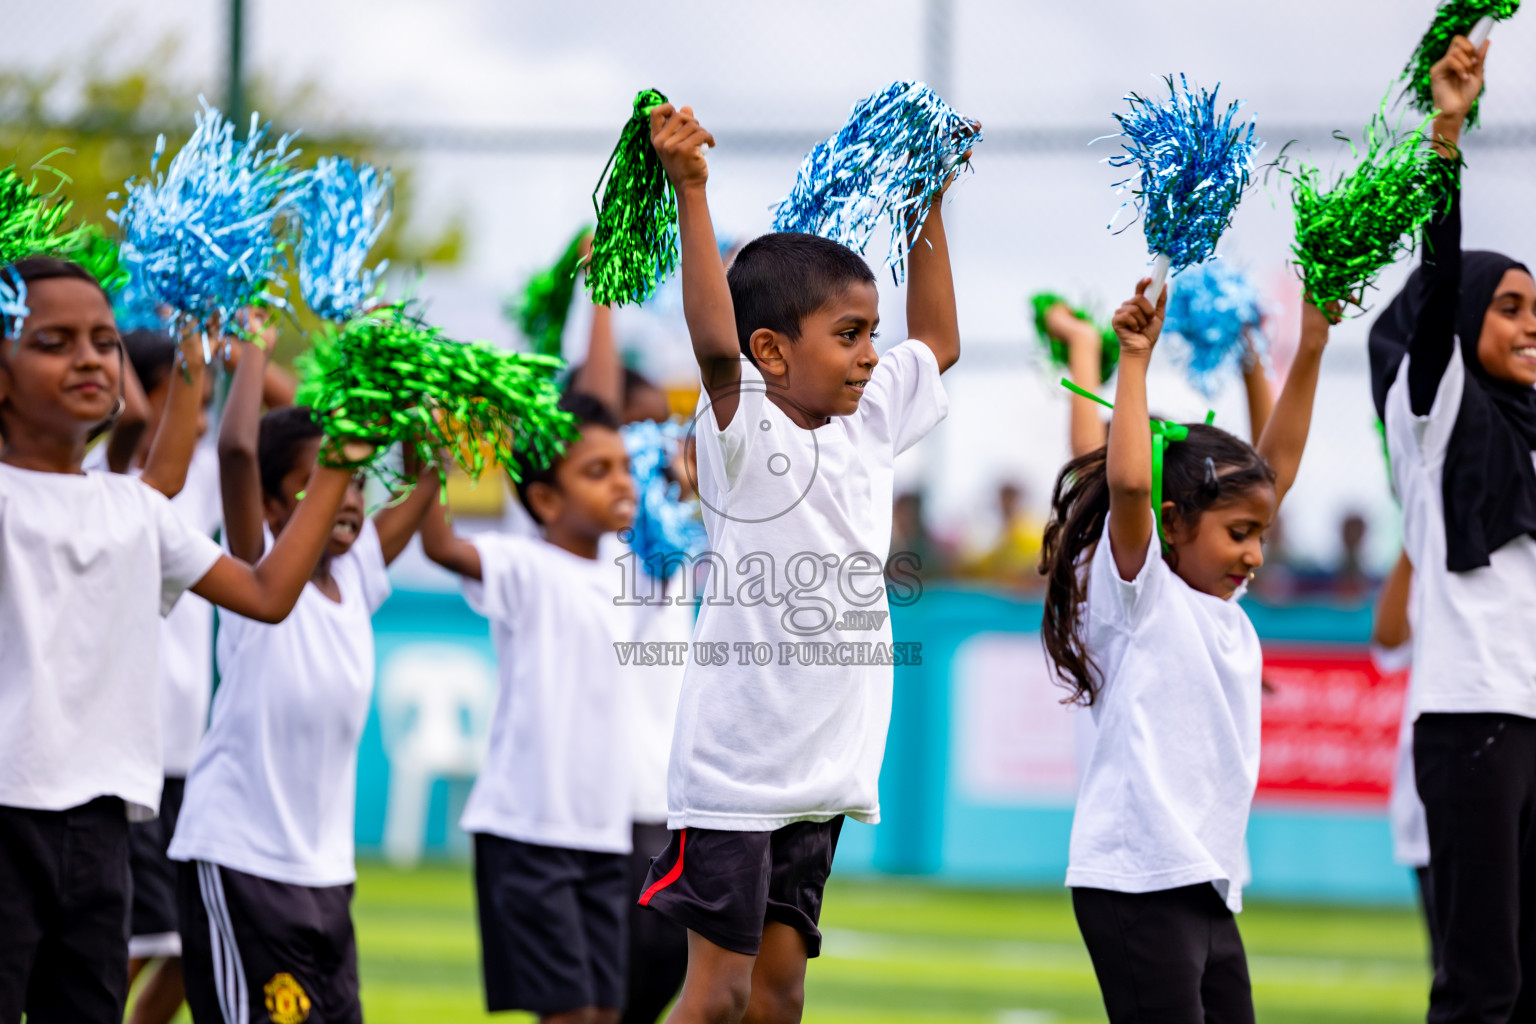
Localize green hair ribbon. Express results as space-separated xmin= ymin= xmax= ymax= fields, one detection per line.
xmin=1060 ymin=377 xmax=1213 ymax=552
xmin=587 ymin=89 xmax=677 ymax=307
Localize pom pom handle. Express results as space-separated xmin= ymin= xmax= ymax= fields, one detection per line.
xmin=1469 ymin=15 xmax=1495 ymax=46
xmin=1148 ymin=253 xmax=1172 ymax=300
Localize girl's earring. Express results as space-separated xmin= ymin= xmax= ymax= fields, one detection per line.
xmin=107 ymin=395 xmax=126 ymax=423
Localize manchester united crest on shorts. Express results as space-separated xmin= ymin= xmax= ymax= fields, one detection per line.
xmin=264 ymin=972 xmax=311 ymax=1024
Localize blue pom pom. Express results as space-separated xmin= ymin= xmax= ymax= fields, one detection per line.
xmin=1163 ymin=261 xmax=1268 ymax=397
xmin=773 ymin=81 xmax=981 ymax=283
xmin=621 ymin=419 xmax=705 ymax=582
xmin=0 ymin=267 xmax=26 ymax=341
xmin=112 ymin=99 xmax=309 ymax=348
xmin=109 ymin=258 xmax=173 ymax=334
xmin=1105 ymin=75 xmax=1262 ymax=274
xmin=295 ymin=157 xmax=392 ymax=322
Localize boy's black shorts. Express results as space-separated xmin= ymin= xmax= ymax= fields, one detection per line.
xmin=177 ymin=860 xmax=360 ymax=1024
xmin=638 ymin=816 xmax=843 ymax=957
xmin=0 ymin=796 xmax=132 ymax=1024
xmin=473 ymin=832 xmax=629 ymax=1015
xmin=128 ymin=775 xmax=185 ymax=959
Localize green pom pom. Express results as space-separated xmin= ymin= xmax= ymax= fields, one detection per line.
xmin=507 ymin=227 xmax=589 ymax=356
xmin=1281 ymin=110 xmax=1455 ymax=315
xmin=1403 ymin=0 xmax=1519 ymax=128
xmin=587 ymin=89 xmax=677 ymax=307
xmin=62 ymin=224 xmax=132 ymax=294
xmin=296 ymin=302 xmax=578 ymax=487
xmin=1029 ymin=292 xmax=1120 ymax=381
xmin=0 ymin=164 xmax=78 ymax=266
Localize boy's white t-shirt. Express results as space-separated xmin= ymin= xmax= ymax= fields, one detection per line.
xmin=459 ymin=533 xmax=634 ymax=854
xmin=169 ymin=522 xmax=390 ymax=886
xmin=0 ymin=462 xmax=222 ymax=817
xmin=83 ymin=441 xmax=223 ymax=776
xmin=1066 ymin=523 xmax=1264 ymax=913
xmin=669 ymin=339 xmax=949 ymax=831
xmin=1385 ymin=351 xmax=1536 ymax=720
xmin=626 ymin=565 xmax=695 ymax=825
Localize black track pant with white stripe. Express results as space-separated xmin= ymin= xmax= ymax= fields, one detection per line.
xmin=176 ymin=860 xmax=360 ymax=1024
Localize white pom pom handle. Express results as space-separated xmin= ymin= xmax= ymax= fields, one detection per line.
xmin=1147 ymin=253 xmax=1172 ymax=302
xmin=1469 ymin=15 xmax=1494 ymax=48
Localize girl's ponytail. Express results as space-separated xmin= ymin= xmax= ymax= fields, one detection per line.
xmin=1039 ymin=447 xmax=1112 ymax=706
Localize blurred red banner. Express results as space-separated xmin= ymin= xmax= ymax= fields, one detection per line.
xmin=1256 ymin=646 xmax=1408 ymax=805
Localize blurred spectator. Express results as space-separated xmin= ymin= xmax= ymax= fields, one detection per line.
xmin=1330 ymin=512 xmax=1376 ymax=599
xmin=957 ymin=481 xmax=1046 ymax=592
xmin=1248 ymin=513 xmax=1299 ymax=604
xmin=889 ymin=491 xmax=955 ymax=583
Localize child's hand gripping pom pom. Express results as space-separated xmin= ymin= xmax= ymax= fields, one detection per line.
xmin=294 ymin=156 xmax=392 ymax=324
xmin=112 ymin=100 xmax=311 ymax=356
xmin=1162 ymin=262 xmax=1268 ymax=397
xmin=1029 ymin=292 xmax=1120 ymax=380
xmin=588 ymin=89 xmax=677 ymax=308
xmin=621 ymin=419 xmax=705 ymax=583
xmin=1105 ymin=75 xmax=1263 ymax=296
xmin=295 ymin=302 xmax=578 ymax=491
xmin=1403 ymin=0 xmax=1518 ymax=128
xmin=772 ymin=81 xmax=981 ymax=285
xmin=1275 ymin=107 xmax=1453 ymax=316
xmin=509 ymin=227 xmax=590 ymax=357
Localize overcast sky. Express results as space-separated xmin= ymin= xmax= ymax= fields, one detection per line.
xmin=7 ymin=0 xmax=1535 ymax=566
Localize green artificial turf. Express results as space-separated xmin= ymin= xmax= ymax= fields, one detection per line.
xmin=337 ymin=861 xmax=1432 ymax=1024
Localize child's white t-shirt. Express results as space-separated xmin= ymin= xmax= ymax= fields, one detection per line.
xmin=1066 ymin=523 xmax=1264 ymax=912
xmin=0 ymin=462 xmax=222 ymax=817
xmin=169 ymin=522 xmax=391 ymax=886
xmin=626 ymin=566 xmax=694 ymax=825
xmin=459 ymin=533 xmax=634 ymax=854
xmin=1385 ymin=351 xmax=1536 ymax=720
xmin=669 ymin=339 xmax=949 ymax=831
xmin=83 ymin=441 xmax=223 ymax=776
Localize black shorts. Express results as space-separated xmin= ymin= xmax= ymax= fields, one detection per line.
xmin=128 ymin=775 xmax=185 ymax=959
xmin=178 ymin=860 xmax=360 ymax=1024
xmin=0 ymin=797 xmax=132 ymax=1024
xmin=473 ymin=833 xmax=629 ymax=1015
xmin=638 ymin=816 xmax=843 ymax=957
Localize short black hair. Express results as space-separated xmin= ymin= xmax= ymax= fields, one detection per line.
xmin=514 ymin=390 xmax=620 ymax=525
xmin=726 ymin=232 xmax=876 ymax=359
xmin=258 ymin=406 xmax=323 ymax=500
xmin=122 ymin=328 xmax=178 ymax=394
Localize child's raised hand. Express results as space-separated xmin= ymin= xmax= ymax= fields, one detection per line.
xmin=1431 ymin=33 xmax=1488 ymax=125
xmin=649 ymin=103 xmax=715 ymax=192
xmin=1111 ymin=277 xmax=1166 ymax=359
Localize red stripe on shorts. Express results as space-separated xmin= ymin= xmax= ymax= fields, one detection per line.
xmin=637 ymin=829 xmax=686 ymax=906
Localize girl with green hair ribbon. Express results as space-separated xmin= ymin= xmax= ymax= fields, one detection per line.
xmin=1038 ymin=272 xmax=1337 ymax=1022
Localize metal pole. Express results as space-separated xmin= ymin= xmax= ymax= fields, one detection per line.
xmin=924 ymin=0 xmax=952 ymax=98
xmin=227 ymin=0 xmax=246 ymax=126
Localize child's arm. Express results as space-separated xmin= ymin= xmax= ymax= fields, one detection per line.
xmin=189 ymin=463 xmax=360 ymax=622
xmin=1371 ymin=549 xmax=1414 ymax=650
xmin=1407 ymin=34 xmax=1485 ymax=415
xmin=373 ymin=460 xmax=440 ymax=566
xmin=650 ymin=104 xmax=739 ymax=427
xmin=137 ymin=324 xmax=208 ymax=498
xmin=1047 ymin=304 xmax=1109 ymax=457
xmin=217 ymin=330 xmax=271 ymax=565
xmin=1256 ymin=300 xmax=1333 ymax=506
xmin=567 ymin=252 xmax=625 ymax=420
xmin=905 ymin=181 xmax=963 ymax=374
xmin=1241 ymin=331 xmax=1274 ymax=444
xmin=418 ymin=489 xmax=483 ymax=581
xmin=102 ymin=354 xmax=152 ymax=473
xmin=262 ymin=361 xmax=297 ymax=410
xmin=1105 ymin=278 xmax=1165 ymax=580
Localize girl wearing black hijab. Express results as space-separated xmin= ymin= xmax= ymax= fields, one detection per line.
xmin=1369 ymin=34 xmax=1536 ymax=1024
